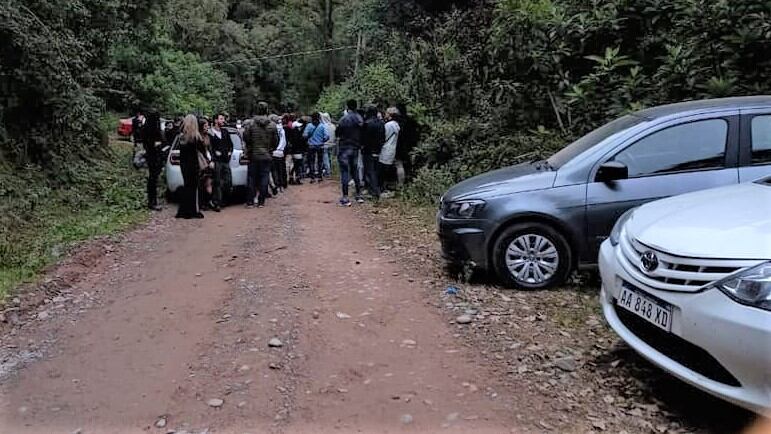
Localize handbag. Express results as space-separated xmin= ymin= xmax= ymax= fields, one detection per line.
xmin=197 ymin=151 xmax=208 ymax=172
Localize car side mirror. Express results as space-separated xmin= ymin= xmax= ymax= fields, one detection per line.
xmin=596 ymin=161 xmax=628 ymax=183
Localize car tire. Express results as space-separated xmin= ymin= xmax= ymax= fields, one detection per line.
xmin=492 ymin=222 xmax=572 ymax=290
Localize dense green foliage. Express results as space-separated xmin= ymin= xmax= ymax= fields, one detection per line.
xmin=321 ymin=0 xmax=771 ymax=204
xmin=0 ymin=140 xmax=147 ymax=297
xmin=2 ymin=0 xmax=771 ymax=292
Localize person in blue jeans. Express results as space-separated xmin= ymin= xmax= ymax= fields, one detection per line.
xmin=303 ymin=112 xmax=328 ymax=183
xmin=362 ymin=105 xmax=385 ymax=200
xmin=243 ymin=102 xmax=277 ymax=208
xmin=335 ymin=100 xmax=365 ymax=206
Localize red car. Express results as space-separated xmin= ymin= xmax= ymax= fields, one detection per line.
xmin=118 ymin=118 xmax=133 ymax=137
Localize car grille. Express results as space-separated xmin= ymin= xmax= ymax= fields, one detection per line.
xmin=617 ymin=229 xmax=759 ymax=292
xmin=614 ymin=305 xmax=742 ymax=387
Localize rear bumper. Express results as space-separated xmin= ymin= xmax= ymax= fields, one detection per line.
xmin=436 ymin=212 xmax=490 ymax=269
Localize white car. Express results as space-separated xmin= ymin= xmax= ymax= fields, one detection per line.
xmin=599 ymin=178 xmax=771 ymax=414
xmin=166 ymin=127 xmax=249 ymax=199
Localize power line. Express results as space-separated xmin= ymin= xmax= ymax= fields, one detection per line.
xmin=210 ymin=45 xmax=357 ymax=65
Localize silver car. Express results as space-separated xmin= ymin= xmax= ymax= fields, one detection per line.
xmin=165 ymin=127 xmax=248 ymax=200
xmin=438 ymin=96 xmax=771 ymax=289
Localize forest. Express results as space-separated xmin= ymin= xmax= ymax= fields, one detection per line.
xmin=1 ymin=0 xmax=771 ymax=290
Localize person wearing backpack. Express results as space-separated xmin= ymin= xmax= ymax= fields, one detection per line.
xmin=243 ymin=102 xmax=277 ymax=208
xmin=362 ymin=105 xmax=385 ymax=200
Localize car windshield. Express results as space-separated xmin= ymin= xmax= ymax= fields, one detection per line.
xmin=547 ymin=114 xmax=646 ymax=168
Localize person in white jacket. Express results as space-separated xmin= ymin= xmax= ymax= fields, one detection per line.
xmin=320 ymin=112 xmax=336 ymax=177
xmin=270 ymin=114 xmax=288 ymax=192
xmin=378 ymin=107 xmax=401 ymax=197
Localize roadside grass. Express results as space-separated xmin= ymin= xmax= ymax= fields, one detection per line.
xmin=0 ymin=139 xmax=148 ymax=299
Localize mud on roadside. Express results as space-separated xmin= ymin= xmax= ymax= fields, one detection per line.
xmin=357 ymin=200 xmax=756 ymax=434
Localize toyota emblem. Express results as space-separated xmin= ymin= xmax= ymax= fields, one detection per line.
xmin=641 ymin=251 xmax=659 ymax=273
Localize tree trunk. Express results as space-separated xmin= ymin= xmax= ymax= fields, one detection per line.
xmin=325 ymin=0 xmax=334 ymax=85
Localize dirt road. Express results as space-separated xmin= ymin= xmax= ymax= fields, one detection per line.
xmin=0 ymin=182 xmax=526 ymax=433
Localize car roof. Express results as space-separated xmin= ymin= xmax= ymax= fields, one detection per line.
xmin=633 ymin=95 xmax=771 ymax=120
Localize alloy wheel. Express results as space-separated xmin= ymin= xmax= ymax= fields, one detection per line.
xmin=505 ymin=234 xmax=560 ymax=285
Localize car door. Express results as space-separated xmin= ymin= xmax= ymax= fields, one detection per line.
xmin=584 ymin=114 xmax=740 ymax=256
xmin=739 ymin=109 xmax=771 ymax=182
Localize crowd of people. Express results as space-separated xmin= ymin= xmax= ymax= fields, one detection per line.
xmin=131 ymin=99 xmax=419 ymax=218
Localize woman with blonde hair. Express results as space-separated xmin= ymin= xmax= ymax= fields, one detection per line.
xmin=176 ymin=114 xmax=205 ymax=219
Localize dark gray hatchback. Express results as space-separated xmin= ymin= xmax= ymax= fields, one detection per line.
xmin=438 ymin=96 xmax=771 ymax=289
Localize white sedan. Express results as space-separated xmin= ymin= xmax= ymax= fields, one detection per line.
xmin=166 ymin=127 xmax=249 ymax=199
xmin=599 ymin=178 xmax=771 ymax=414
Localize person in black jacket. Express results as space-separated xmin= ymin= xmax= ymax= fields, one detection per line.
xmin=176 ymin=115 xmax=205 ymax=219
xmin=287 ymin=117 xmax=307 ymax=185
xmin=143 ymin=110 xmax=164 ymax=211
xmin=362 ymin=105 xmax=385 ymax=200
xmin=208 ymin=113 xmax=233 ymax=210
xmin=132 ymin=109 xmax=145 ymax=145
xmin=336 ymin=100 xmax=364 ymax=205
xmin=395 ymin=103 xmax=419 ymax=183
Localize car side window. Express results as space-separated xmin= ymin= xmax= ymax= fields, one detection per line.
xmin=751 ymin=115 xmax=771 ymax=165
xmin=612 ymin=119 xmax=728 ymax=178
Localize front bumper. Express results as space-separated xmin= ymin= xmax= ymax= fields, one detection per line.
xmin=436 ymin=212 xmax=491 ymax=269
xmin=599 ymin=240 xmax=771 ymax=414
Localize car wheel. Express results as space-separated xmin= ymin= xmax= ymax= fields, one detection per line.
xmin=492 ymin=222 xmax=572 ymax=290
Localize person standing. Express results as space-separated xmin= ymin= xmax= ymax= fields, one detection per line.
xmin=143 ymin=111 xmax=164 ymax=211
xmin=379 ymin=107 xmax=401 ymax=197
xmin=176 ymin=115 xmax=204 ymax=219
xmin=395 ymin=103 xmax=419 ymax=183
xmin=335 ymin=100 xmax=364 ymax=206
xmin=362 ymin=105 xmax=385 ymax=200
xmin=303 ymin=112 xmax=328 ymax=183
xmin=288 ymin=117 xmax=307 ymax=185
xmin=209 ymin=113 xmax=233 ymax=211
xmin=244 ymin=102 xmax=277 ymax=208
xmin=270 ymin=114 xmax=288 ymax=192
xmin=197 ymin=118 xmax=216 ymax=211
xmin=320 ymin=112 xmax=336 ymax=178
xmin=132 ymin=110 xmax=145 ymax=145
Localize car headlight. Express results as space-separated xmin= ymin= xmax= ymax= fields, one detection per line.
xmin=609 ymin=207 xmax=636 ymax=246
xmin=444 ymin=200 xmax=486 ymax=219
xmin=714 ymin=261 xmax=771 ymax=311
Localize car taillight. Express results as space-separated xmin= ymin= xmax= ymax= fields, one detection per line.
xmin=170 ymin=154 xmax=180 ymax=165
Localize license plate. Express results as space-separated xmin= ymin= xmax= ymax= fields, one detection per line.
xmin=617 ymin=285 xmax=673 ymax=332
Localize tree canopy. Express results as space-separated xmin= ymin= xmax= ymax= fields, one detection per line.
xmin=1 ymin=0 xmax=770 ymax=186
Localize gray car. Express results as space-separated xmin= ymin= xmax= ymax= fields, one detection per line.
xmin=438 ymin=96 xmax=771 ymax=289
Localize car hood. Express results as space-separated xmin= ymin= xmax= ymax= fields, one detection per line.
xmin=626 ymin=182 xmax=771 ymax=259
xmin=443 ymin=162 xmax=557 ymax=201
